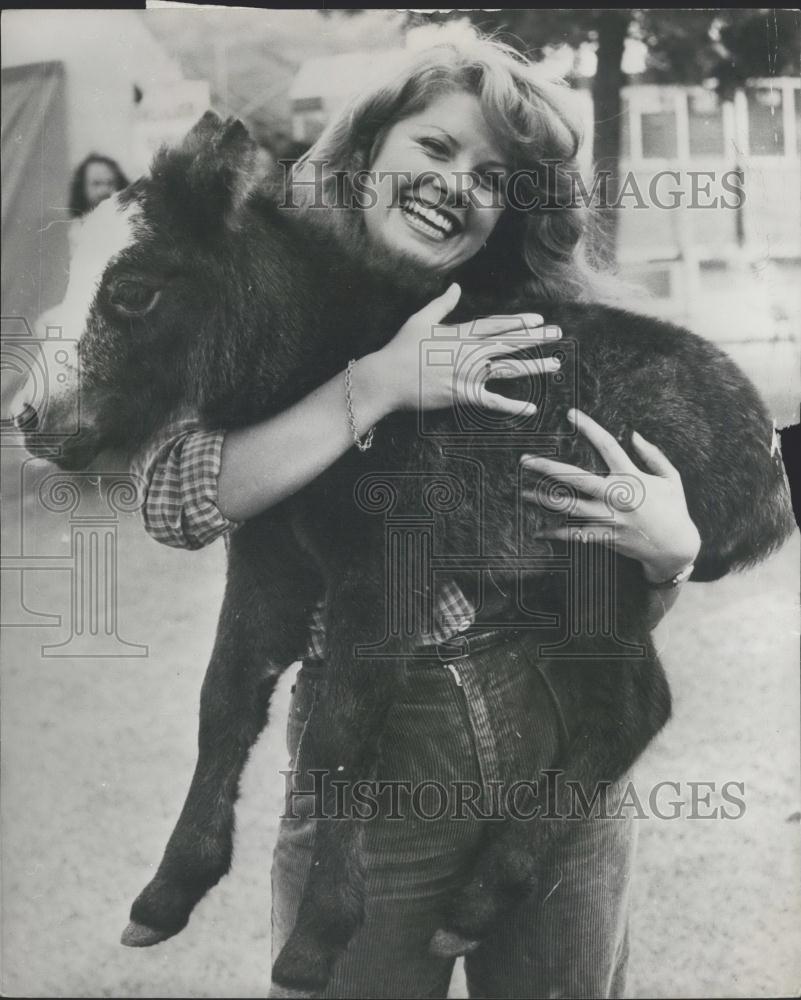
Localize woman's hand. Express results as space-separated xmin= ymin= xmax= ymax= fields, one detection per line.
xmin=368 ymin=283 xmax=562 ymax=417
xmin=521 ymin=408 xmax=701 ymax=584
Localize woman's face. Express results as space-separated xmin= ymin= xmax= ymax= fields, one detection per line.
xmin=84 ymin=162 xmax=118 ymax=210
xmin=362 ymin=90 xmax=509 ymax=274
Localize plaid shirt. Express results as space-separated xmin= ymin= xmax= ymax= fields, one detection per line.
xmin=131 ymin=416 xmax=478 ymax=659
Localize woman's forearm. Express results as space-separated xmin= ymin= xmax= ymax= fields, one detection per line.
xmin=217 ymin=289 xmax=553 ymax=521
xmin=217 ymin=353 xmax=391 ymax=521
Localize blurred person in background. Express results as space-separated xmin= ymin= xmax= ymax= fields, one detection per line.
xmin=30 ymin=154 xmax=131 ymax=341
xmin=29 ymin=155 xmax=131 ymax=343
xmin=67 ymin=153 xmax=129 ymax=253
xmin=131 ymin=34 xmax=705 ymax=999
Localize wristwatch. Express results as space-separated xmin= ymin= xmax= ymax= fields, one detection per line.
xmin=647 ymin=561 xmax=696 ymax=589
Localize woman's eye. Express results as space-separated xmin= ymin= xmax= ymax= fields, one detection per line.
xmin=108 ymin=280 xmax=161 ymax=317
xmin=418 ymin=138 xmax=449 ymax=159
xmin=478 ymin=171 xmax=507 ymax=192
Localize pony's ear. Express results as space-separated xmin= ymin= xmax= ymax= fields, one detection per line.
xmin=152 ymin=111 xmax=268 ymax=233
xmin=183 ymin=111 xmax=266 ymax=222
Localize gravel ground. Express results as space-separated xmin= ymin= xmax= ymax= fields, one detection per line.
xmin=1 ymin=442 xmax=799 ymax=998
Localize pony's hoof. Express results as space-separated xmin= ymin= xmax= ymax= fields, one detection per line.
xmin=429 ymin=927 xmax=481 ymax=958
xmin=268 ymin=984 xmax=319 ymax=999
xmin=120 ymin=920 xmax=175 ymax=947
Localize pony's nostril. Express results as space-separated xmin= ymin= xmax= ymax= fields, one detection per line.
xmin=13 ymin=403 xmax=38 ymax=431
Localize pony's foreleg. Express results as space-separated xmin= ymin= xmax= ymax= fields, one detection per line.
xmin=123 ymin=519 xmax=318 ymax=946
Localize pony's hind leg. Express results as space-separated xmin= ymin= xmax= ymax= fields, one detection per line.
xmin=270 ymin=566 xmax=400 ymax=995
xmin=431 ymin=658 xmax=671 ymax=957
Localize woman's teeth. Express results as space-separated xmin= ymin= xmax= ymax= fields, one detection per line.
xmin=400 ymin=199 xmax=456 ymax=241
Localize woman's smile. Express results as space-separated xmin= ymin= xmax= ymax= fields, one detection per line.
xmin=398 ymin=196 xmax=462 ymax=241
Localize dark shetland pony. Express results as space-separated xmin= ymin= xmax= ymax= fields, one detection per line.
xmin=19 ymin=113 xmax=795 ymax=996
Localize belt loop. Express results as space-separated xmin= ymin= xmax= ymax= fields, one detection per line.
xmin=435 ymin=634 xmax=471 ymax=662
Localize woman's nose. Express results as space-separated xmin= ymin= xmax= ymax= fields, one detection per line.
xmin=425 ymin=168 xmax=469 ymax=210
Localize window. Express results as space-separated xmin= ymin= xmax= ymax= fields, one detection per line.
xmin=688 ymin=90 xmax=725 ymax=158
xmin=795 ymin=88 xmax=801 ymax=155
xmin=621 ymin=264 xmax=673 ymax=299
xmin=292 ymin=97 xmax=323 ymax=113
xmin=747 ymin=87 xmax=785 ymax=156
xmin=641 ymin=111 xmax=678 ymax=160
xmin=620 ymin=95 xmax=631 ymax=160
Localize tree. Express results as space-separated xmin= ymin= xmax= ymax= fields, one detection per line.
xmin=706 ymin=8 xmax=801 ymax=99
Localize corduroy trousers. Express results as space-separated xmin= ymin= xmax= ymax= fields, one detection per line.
xmin=272 ymin=633 xmax=636 ymax=999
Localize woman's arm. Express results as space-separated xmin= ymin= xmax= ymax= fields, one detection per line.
xmin=131 ymin=358 xmax=396 ymax=546
xmin=131 ymin=364 xmax=392 ymax=547
xmin=218 ymin=284 xmax=555 ymax=520
xmin=136 ymin=285 xmax=557 ymax=544
xmin=216 ymin=351 xmax=389 ymax=521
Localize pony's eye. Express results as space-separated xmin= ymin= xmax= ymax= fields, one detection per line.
xmin=108 ymin=279 xmax=161 ymax=317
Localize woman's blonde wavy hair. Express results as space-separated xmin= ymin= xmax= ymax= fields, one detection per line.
xmin=291 ymin=31 xmax=613 ymax=303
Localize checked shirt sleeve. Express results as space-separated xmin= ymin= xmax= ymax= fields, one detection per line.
xmin=130 ymin=415 xmax=241 ymax=550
